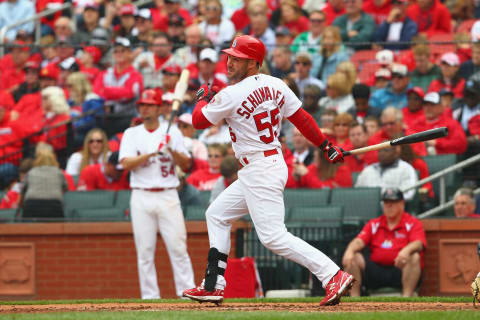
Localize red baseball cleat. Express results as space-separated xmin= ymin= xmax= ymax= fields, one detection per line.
xmin=182 ymin=286 xmax=224 ymax=304
xmin=319 ymin=270 xmax=354 ymax=306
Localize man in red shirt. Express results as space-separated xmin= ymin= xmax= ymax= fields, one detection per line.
xmin=342 ymin=188 xmax=426 ymax=297
xmin=323 ymin=0 xmax=346 ymax=25
xmin=406 ymin=0 xmax=451 ymax=36
xmin=345 ymin=122 xmax=376 ymax=171
xmin=403 ymin=87 xmax=425 ymax=131
xmin=77 ymin=152 xmax=130 ymax=191
xmin=454 ymin=188 xmax=480 ymax=218
xmin=363 ymin=0 xmax=392 ymax=25
xmin=0 ymin=41 xmax=30 ymax=92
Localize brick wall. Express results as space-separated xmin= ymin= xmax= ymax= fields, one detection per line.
xmin=0 ymin=222 xmax=246 ymax=300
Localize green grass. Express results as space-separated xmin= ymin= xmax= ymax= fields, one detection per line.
xmin=0 ymin=311 xmax=479 ymax=320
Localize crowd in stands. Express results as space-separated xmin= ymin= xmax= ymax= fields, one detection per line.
xmin=0 ymin=0 xmax=479 ymax=218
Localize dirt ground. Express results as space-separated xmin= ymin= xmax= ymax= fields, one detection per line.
xmin=0 ymin=302 xmax=476 ymax=313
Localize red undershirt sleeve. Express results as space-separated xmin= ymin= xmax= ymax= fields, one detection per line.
xmin=287 ymin=108 xmax=327 ymax=147
xmin=192 ymin=100 xmax=213 ymax=129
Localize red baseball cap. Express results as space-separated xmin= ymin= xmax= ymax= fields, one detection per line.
xmin=120 ymin=4 xmax=137 ymax=16
xmin=39 ymin=64 xmax=59 ymax=80
xmin=137 ymin=89 xmax=161 ymax=105
xmin=24 ymin=59 xmax=40 ymax=70
xmin=407 ymin=87 xmax=425 ymax=99
xmin=83 ymin=46 xmax=102 ymax=64
xmin=162 ymin=64 xmax=182 ymax=75
xmin=12 ymin=40 xmax=30 ymax=52
xmin=468 ymin=114 xmax=480 ymax=135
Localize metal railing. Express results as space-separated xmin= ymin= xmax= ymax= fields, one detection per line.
xmin=418 ymin=187 xmax=480 ymax=219
xmin=0 ymin=3 xmax=75 ymax=57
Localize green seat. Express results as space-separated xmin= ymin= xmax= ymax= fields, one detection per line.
xmin=71 ymin=175 xmax=79 ymax=187
xmin=115 ymin=190 xmax=131 ymax=219
xmin=198 ymin=191 xmax=211 ymax=207
xmin=330 ymin=187 xmax=381 ymax=224
xmin=284 ymin=189 xmax=330 ymax=208
xmin=0 ymin=209 xmax=17 ymax=222
xmin=351 ymin=172 xmax=360 ymax=185
xmin=185 ymin=205 xmax=206 ymax=220
xmin=287 ymin=206 xmax=343 ymax=228
xmin=74 ymin=208 xmax=126 ymax=221
xmin=64 ymin=191 xmax=116 ymax=220
xmin=423 ymin=154 xmax=458 ymax=203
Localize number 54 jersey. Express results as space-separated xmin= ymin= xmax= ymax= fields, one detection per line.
xmin=202 ymin=74 xmax=302 ymax=158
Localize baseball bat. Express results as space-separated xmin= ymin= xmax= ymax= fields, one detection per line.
xmin=343 ymin=127 xmax=448 ymax=156
xmin=166 ymin=69 xmax=190 ymax=134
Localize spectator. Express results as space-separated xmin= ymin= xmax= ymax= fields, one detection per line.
xmin=195 ymin=48 xmax=227 ymax=88
xmin=336 ymin=61 xmax=357 ymax=94
xmin=355 ymin=144 xmax=418 ymax=201
xmin=79 ymin=46 xmax=102 ymax=83
xmin=373 ymin=68 xmax=392 ymax=91
xmin=231 ymin=0 xmax=251 ymax=32
xmin=345 ymin=122 xmax=375 ymax=172
xmin=0 ymin=0 xmax=35 ymax=42
xmin=0 ymin=158 xmax=32 ymax=209
xmin=364 ymin=115 xmax=380 ymax=138
xmin=319 ymin=72 xmax=355 ymax=114
xmin=67 ymin=72 xmax=105 ymax=147
xmin=428 ymin=53 xmax=465 ymax=99
xmin=177 ymin=166 xmax=203 ymax=207
xmin=1 ymin=41 xmax=30 ymax=92
xmin=403 ymin=87 xmax=425 ymax=131
xmin=363 ymin=0 xmax=392 ymax=25
xmin=310 ymin=26 xmax=349 ymax=84
xmin=454 ymin=188 xmax=480 ymax=218
xmin=459 ymin=42 xmax=480 ymax=80
xmin=412 ymin=92 xmax=467 ymax=155
xmin=291 ymin=10 xmax=326 ymax=55
xmin=323 ymin=0 xmax=345 ymax=25
xmin=167 ymin=13 xmax=187 ymax=52
xmin=76 ymin=2 xmax=101 ymax=40
xmin=292 ymin=127 xmax=315 ymax=166
xmin=12 ymin=60 xmax=40 ymax=103
xmin=276 ymin=0 xmax=310 ymax=38
xmin=162 ymin=0 xmax=193 ymax=27
xmin=113 ymin=3 xmax=138 ymax=39
xmin=342 ymin=188 xmax=425 ymax=297
xmin=243 ymin=0 xmax=275 ymax=54
xmin=66 ymin=128 xmax=110 ymax=176
xmin=198 ymin=0 xmax=235 ymax=49
xmin=173 ymin=24 xmax=203 ymax=69
xmin=319 ymin=109 xmax=338 ymax=139
xmin=348 ymin=84 xmax=381 ymax=124
xmin=186 ymin=143 xmax=226 ymax=191
xmin=292 ymin=52 xmax=324 ymax=96
xmin=454 ymin=32 xmax=472 ymax=64
xmin=38 ymin=35 xmax=58 ymax=69
xmin=332 ymin=112 xmax=354 ymax=151
xmin=274 ymin=25 xmax=294 ymax=48
xmin=332 ymin=0 xmax=376 ymax=51
xmin=134 ymin=32 xmax=175 ymax=89
xmin=439 ymin=88 xmax=454 ymax=110
xmin=270 ymin=46 xmax=294 ymax=79
xmin=21 ymin=148 xmax=68 ymax=220
xmin=209 ymin=156 xmax=239 ymax=203
xmin=77 ymin=151 xmax=129 ymax=191
xmin=370 ymin=63 xmax=410 ymax=111
xmin=374 ymin=0 xmax=418 ymax=51
xmin=302 ymin=84 xmax=323 ymax=126
xmin=54 ymin=17 xmax=88 ymax=45
xmin=58 ymin=57 xmax=81 ymax=89
xmin=89 ymin=27 xmax=113 ymax=69
xmin=130 ymin=9 xmax=154 ymax=50
xmin=94 ymin=37 xmax=143 ymax=130
xmin=406 ymin=0 xmax=451 ymax=36
xmin=177 ymin=113 xmax=208 ymax=161
xmin=161 ymin=65 xmax=182 ymax=93
xmin=290 ymin=148 xmax=352 ymax=188
xmin=409 ymin=44 xmax=441 ymax=92
xmin=399 ymin=141 xmax=434 ymax=200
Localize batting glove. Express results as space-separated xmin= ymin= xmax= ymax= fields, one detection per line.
xmin=195 ymin=84 xmax=219 ymax=103
xmin=157 ymin=134 xmax=171 ymax=155
xmin=320 ymin=140 xmax=344 ymax=164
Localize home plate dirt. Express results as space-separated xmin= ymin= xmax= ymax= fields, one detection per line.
xmin=0 ymin=302 xmax=476 ymax=313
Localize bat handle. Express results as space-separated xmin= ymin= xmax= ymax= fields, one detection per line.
xmin=343 ymin=150 xmax=351 ymax=157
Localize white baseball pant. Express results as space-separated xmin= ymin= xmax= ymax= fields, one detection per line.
xmin=130 ymin=189 xmax=195 ymax=298
xmin=205 ymin=150 xmax=340 ymax=289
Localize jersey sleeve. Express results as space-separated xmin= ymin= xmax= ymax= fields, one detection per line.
xmin=201 ymin=90 xmax=234 ymax=125
xmin=119 ymin=129 xmax=137 ymax=161
xmin=278 ymin=79 xmax=302 ymax=118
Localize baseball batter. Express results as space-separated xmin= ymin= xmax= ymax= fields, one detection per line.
xmin=183 ymin=35 xmax=354 ymax=306
xmin=119 ymin=89 xmax=195 ymax=299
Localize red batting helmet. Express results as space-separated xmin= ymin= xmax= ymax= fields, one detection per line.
xmin=222 ymin=35 xmax=266 ymax=66
xmin=137 ymin=89 xmax=159 ymax=105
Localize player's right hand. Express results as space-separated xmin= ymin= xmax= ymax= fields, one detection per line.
xmin=195 ymin=84 xmax=218 ymax=103
xmin=320 ymin=140 xmax=344 ymax=164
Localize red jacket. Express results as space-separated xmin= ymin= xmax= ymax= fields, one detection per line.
xmin=186 ymin=168 xmax=221 ymax=191
xmin=323 ymin=3 xmax=346 ymax=25
xmin=363 ymin=0 xmax=392 ymax=25
xmin=402 ymin=108 xmax=425 ymax=131
xmin=367 ymin=128 xmax=427 ymax=162
xmin=77 ymin=163 xmax=130 ymax=191
xmin=427 ymin=78 xmax=465 ymax=99
xmin=406 ymin=0 xmax=451 ymax=36
xmin=40 ymin=113 xmax=71 ymax=151
xmin=295 ymin=163 xmax=352 ymax=189
xmin=284 ymin=16 xmax=310 ymax=38
xmin=411 ymin=113 xmax=467 ymax=155
xmin=344 ymin=152 xmax=377 ymax=173
xmin=231 ymin=8 xmax=250 ymax=31
xmin=0 ymin=68 xmax=25 ymax=91
xmin=151 ymin=7 xmax=192 ymax=31
xmin=410 ymin=158 xmax=434 ymax=198
xmin=94 ymin=65 xmax=143 ymax=101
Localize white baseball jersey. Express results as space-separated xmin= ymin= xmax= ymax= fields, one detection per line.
xmin=119 ymin=123 xmax=189 ymax=188
xmin=201 ymin=74 xmax=302 ymax=158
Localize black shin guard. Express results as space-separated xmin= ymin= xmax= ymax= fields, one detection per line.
xmin=204 ymin=248 xmax=228 ymax=291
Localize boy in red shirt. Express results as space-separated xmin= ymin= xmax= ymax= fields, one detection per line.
xmin=77 ymin=152 xmax=130 ymax=191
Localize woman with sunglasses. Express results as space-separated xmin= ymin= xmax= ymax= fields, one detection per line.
xmin=198 ymin=0 xmax=235 ymax=49
xmin=186 ymin=143 xmax=226 ymax=191
xmin=66 ymin=128 xmax=110 ymax=176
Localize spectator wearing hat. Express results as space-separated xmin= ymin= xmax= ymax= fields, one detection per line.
xmin=198 ymin=0 xmax=235 ymax=49
xmin=291 ymin=52 xmax=325 ymax=97
xmin=291 ymin=10 xmax=326 ymax=55
xmin=274 ymin=25 xmax=293 ymax=47
xmin=12 ymin=60 xmax=40 ymax=102
xmin=77 ymin=152 xmax=129 ymax=191
xmin=427 ymin=53 xmax=465 ymax=99
xmin=0 ymin=41 xmax=30 ymax=92
xmin=150 ymin=0 xmax=192 ymax=32
xmin=167 ymin=13 xmax=186 ymax=52
xmin=459 ymin=43 xmax=480 ymax=80
xmin=110 ymin=3 xmax=138 ymax=39
xmin=439 ymin=88 xmax=454 ymax=111
xmin=193 ymin=48 xmax=227 ymax=89
xmin=373 ymin=68 xmax=392 ymax=91
xmin=373 ymin=0 xmax=418 ymax=51
xmin=58 ymin=57 xmax=80 ymax=89
xmin=76 ymin=1 xmax=101 ymax=38
xmin=134 ymin=32 xmax=176 ymax=89
xmin=411 ymin=92 xmax=467 ymax=155
xmin=273 ymin=0 xmax=309 ymax=38
xmin=370 ymin=63 xmax=410 ymax=111
xmin=362 ymin=0 xmax=392 ymax=25
xmin=54 ymin=17 xmax=88 ymax=46
xmin=310 ymin=26 xmax=349 ymax=84
xmin=177 ymin=113 xmax=208 ymax=161
xmin=79 ymin=46 xmax=102 ymax=83
xmin=0 ymin=158 xmax=32 ymax=209
xmin=402 ymin=87 xmax=425 ymax=131
xmin=89 ymin=27 xmax=113 ymax=69
xmin=454 ymin=188 xmax=480 ymax=218
xmin=409 ymin=44 xmax=441 ymax=92
xmin=406 ymin=0 xmax=451 ymax=36
xmin=348 ymin=84 xmax=381 ymax=124
xmin=162 ymin=64 xmax=182 ymax=94
xmin=332 ymin=0 xmax=376 ymax=51
xmin=0 ymin=0 xmax=35 ymax=42
xmin=173 ymin=24 xmax=203 ymax=68
xmin=242 ymin=0 xmax=275 ymax=54
xmin=94 ymin=37 xmax=144 ymax=122
xmin=55 ymin=36 xmax=77 ymax=71
xmin=39 ymin=64 xmax=59 ymax=89
xmin=343 ymin=187 xmax=425 ymax=297
xmin=130 ymin=8 xmax=154 ymax=50
xmin=270 ymin=46 xmax=294 ymax=80
xmin=322 ymin=0 xmax=345 ymax=25
xmin=302 ymin=84 xmax=323 ymax=126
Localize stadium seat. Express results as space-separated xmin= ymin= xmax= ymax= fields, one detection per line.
xmin=115 ymin=190 xmax=131 ymax=218
xmin=357 ymin=62 xmax=380 ymax=84
xmin=284 ymin=189 xmax=330 ymax=208
xmin=184 ymin=205 xmax=206 ymax=220
xmin=74 ymin=208 xmax=126 ymax=222
xmin=198 ymin=191 xmax=212 ymax=207
xmin=350 ymin=49 xmax=378 ymax=70
xmin=423 ymin=154 xmax=458 ymax=204
xmin=0 ymin=209 xmax=18 ymax=222
xmin=71 ymin=175 xmax=79 ymax=187
xmin=287 ymin=206 xmax=343 ymax=226
xmin=351 ymin=172 xmax=360 ymax=185
xmin=457 ymin=19 xmax=476 ymax=34
xmin=330 ymin=187 xmax=381 ymax=223
xmin=63 ymin=191 xmax=116 ymax=220
xmin=429 ymin=33 xmax=456 ymax=60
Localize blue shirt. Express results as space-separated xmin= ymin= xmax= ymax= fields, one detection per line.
xmin=0 ymin=0 xmax=35 ymax=41
xmin=369 ymin=85 xmax=409 ymax=111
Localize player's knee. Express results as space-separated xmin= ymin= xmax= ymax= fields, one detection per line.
xmin=258 ymin=232 xmax=284 ymax=250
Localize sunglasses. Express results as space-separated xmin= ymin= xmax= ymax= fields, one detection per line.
xmin=294 ymin=61 xmax=310 ymax=66
xmin=89 ymin=139 xmax=103 ymax=144
xmin=206 ymin=6 xmax=220 ymax=11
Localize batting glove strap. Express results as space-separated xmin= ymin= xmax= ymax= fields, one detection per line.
xmin=195 ymin=84 xmax=218 ymax=103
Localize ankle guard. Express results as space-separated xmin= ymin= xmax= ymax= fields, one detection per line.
xmin=204 ymin=247 xmax=228 ymax=291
